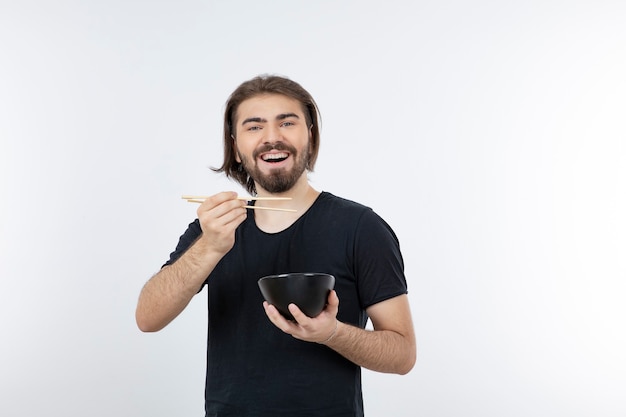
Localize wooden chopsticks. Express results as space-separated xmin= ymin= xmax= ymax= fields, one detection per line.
xmin=181 ymin=195 xmax=296 ymax=212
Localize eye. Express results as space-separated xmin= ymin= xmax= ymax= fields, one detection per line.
xmin=281 ymin=121 xmax=295 ymax=127
xmin=247 ymin=125 xmax=262 ymax=131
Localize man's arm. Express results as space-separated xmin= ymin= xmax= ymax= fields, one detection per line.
xmin=135 ymin=240 xmax=223 ymax=332
xmin=263 ymin=292 xmax=417 ymax=375
xmin=327 ymin=294 xmax=416 ymax=374
xmin=135 ymin=192 xmax=247 ymax=332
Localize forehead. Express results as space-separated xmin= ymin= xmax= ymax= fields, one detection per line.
xmin=235 ymin=94 xmax=305 ymax=123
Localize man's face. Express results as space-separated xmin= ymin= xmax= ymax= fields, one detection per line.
xmin=233 ymin=94 xmax=311 ymax=193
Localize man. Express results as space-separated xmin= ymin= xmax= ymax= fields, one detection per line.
xmin=136 ymin=75 xmax=416 ymax=416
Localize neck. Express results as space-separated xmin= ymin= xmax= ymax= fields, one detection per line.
xmin=252 ymin=176 xmax=320 ymax=233
xmin=255 ymin=173 xmax=318 ymax=202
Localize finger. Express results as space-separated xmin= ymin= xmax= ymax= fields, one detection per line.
xmin=198 ymin=192 xmax=244 ymax=217
xmin=263 ymin=302 xmax=295 ymax=332
xmin=287 ymin=303 xmax=310 ymax=325
xmin=198 ymin=193 xmax=246 ymax=229
xmin=328 ymin=290 xmax=339 ymax=305
xmin=205 ymin=191 xmax=239 ymax=206
xmin=198 ymin=209 xmax=245 ymax=241
xmin=216 ymin=203 xmax=247 ymax=228
xmin=324 ymin=290 xmax=339 ymax=314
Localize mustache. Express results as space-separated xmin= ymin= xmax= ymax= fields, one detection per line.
xmin=252 ymin=142 xmax=297 ymax=159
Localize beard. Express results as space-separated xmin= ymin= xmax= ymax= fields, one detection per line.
xmin=239 ymin=142 xmax=310 ymax=193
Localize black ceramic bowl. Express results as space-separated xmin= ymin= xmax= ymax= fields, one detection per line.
xmin=258 ymin=272 xmax=335 ymax=320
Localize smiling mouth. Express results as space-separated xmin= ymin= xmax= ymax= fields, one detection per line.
xmin=261 ymin=152 xmax=289 ymax=163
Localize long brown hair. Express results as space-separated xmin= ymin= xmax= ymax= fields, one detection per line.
xmin=212 ymin=75 xmax=321 ymax=194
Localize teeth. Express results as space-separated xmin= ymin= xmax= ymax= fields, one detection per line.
xmin=262 ymin=152 xmax=288 ymax=161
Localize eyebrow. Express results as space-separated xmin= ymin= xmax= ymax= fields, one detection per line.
xmin=241 ymin=113 xmax=300 ymax=126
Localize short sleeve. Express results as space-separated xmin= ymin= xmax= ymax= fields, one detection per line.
xmin=353 ymin=209 xmax=407 ymax=308
xmin=162 ymin=219 xmax=203 ymax=268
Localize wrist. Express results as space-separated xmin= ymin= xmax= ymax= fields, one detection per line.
xmin=318 ymin=319 xmax=338 ymax=344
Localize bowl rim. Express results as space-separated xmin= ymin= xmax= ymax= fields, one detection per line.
xmin=258 ymin=272 xmax=335 ymax=282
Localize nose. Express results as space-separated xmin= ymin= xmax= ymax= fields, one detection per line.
xmin=264 ymin=125 xmax=282 ymax=144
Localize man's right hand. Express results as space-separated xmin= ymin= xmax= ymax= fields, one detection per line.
xmin=196 ymin=191 xmax=247 ymax=256
xmin=135 ymin=191 xmax=247 ymax=332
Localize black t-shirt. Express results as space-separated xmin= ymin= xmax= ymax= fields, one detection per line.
xmin=164 ymin=192 xmax=408 ymax=417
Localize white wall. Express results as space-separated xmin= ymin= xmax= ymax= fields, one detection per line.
xmin=1 ymin=1 xmax=625 ymax=416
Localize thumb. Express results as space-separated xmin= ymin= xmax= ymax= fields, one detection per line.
xmin=327 ymin=290 xmax=339 ymax=310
